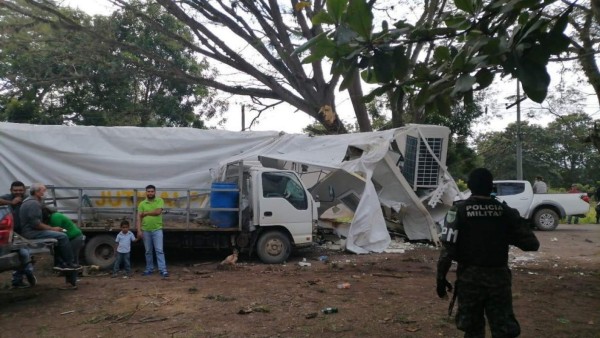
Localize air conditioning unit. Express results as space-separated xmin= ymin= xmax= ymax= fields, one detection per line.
xmin=394 ymin=125 xmax=449 ymax=190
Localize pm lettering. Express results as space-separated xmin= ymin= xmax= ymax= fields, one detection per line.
xmin=441 ymin=226 xmax=459 ymax=243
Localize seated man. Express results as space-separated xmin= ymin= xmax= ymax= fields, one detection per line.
xmin=19 ymin=183 xmax=80 ymax=271
xmin=43 ymin=207 xmax=85 ymax=266
xmin=11 ymin=248 xmax=36 ymax=288
xmin=0 ymin=181 xmax=36 ymax=288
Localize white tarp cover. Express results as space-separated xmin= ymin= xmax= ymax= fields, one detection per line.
xmin=0 ymin=122 xmax=454 ymax=253
xmin=0 ymin=122 xmax=279 ymax=189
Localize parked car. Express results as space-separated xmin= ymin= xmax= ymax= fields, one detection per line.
xmin=493 ymin=180 xmax=590 ymax=231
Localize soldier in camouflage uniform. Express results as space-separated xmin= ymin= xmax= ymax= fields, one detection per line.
xmin=436 ymin=168 xmax=540 ymax=338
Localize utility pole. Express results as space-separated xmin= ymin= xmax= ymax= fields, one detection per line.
xmin=505 ymin=80 xmax=526 ymax=180
xmin=516 ymin=81 xmax=523 ymax=180
xmin=241 ymin=104 xmax=246 ymax=131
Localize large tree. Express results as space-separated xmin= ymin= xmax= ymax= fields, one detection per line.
xmin=475 ymin=122 xmax=553 ymax=181
xmin=0 ymin=1 xmax=224 ymax=127
xmin=1 ymin=0 xmax=378 ymax=133
xmin=299 ymin=0 xmax=574 ymax=132
xmin=126 ymin=0 xmax=371 ymax=133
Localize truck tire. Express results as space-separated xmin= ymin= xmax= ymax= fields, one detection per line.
xmin=84 ymin=235 xmax=116 ymax=270
xmin=534 ymin=209 xmax=559 ymax=231
xmin=256 ymin=230 xmax=291 ymax=264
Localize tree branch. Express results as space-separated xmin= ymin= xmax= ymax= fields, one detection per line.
xmin=247 ymin=98 xmax=286 ymax=130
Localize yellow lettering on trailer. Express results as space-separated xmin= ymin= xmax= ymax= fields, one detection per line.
xmin=93 ymin=190 xmax=206 ymax=207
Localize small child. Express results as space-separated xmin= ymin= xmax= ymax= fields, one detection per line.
xmin=112 ymin=220 xmax=138 ymax=278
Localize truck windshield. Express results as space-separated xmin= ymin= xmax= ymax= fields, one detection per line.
xmin=262 ymin=172 xmax=307 ymax=210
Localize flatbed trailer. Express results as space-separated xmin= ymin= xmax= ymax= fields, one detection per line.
xmin=44 ymin=162 xmax=318 ymax=269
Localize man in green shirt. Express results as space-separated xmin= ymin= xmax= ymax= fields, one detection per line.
xmin=137 ymin=185 xmax=168 ymax=277
xmin=43 ymin=208 xmax=85 ymax=265
xmin=42 ymin=208 xmax=85 ymax=289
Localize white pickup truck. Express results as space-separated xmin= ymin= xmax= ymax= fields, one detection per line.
xmin=493 ymin=180 xmax=590 ymax=231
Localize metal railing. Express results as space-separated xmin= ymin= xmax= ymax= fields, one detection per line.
xmin=42 ymin=161 xmax=246 ymax=232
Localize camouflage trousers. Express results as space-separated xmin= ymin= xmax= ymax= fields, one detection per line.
xmin=455 ymin=266 xmax=521 ymax=338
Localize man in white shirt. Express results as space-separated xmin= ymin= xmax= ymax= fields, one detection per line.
xmin=532 ymin=176 xmax=547 ymax=194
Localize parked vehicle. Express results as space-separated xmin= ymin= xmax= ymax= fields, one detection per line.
xmin=44 ymin=162 xmax=320 ymax=269
xmin=0 ymin=206 xmax=55 ymax=275
xmin=493 ymin=180 xmax=590 ymax=231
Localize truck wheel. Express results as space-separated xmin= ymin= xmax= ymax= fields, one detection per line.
xmin=84 ymin=235 xmax=116 ymax=270
xmin=534 ymin=209 xmax=559 ymax=231
xmin=256 ymin=231 xmax=291 ymax=264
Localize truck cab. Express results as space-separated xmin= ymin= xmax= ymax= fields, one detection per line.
xmin=226 ymin=165 xmax=319 ymax=263
xmin=493 ymin=181 xmax=534 ymax=217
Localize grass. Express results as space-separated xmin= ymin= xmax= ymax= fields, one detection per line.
xmin=584 ymin=203 xmax=599 ymax=223
xmin=561 ymin=203 xmax=599 ymax=224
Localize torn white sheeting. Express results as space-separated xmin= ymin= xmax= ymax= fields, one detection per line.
xmin=253 ymin=124 xmax=456 ymax=248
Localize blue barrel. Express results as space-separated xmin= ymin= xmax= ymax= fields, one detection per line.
xmin=209 ymin=182 xmax=239 ymax=228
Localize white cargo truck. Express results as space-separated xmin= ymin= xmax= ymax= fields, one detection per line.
xmin=1 ymin=122 xmax=458 ymax=261
xmin=44 ymin=161 xmax=320 ymax=268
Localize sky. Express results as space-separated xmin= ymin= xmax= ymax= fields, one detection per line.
xmin=62 ymin=1 xmax=599 ymax=135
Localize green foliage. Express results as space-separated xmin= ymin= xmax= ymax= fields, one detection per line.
xmin=454 ymin=0 xmax=476 ymax=14
xmin=455 ymin=178 xmax=468 ymax=192
xmin=561 ymin=205 xmax=597 ymax=225
xmin=297 ymin=0 xmax=573 ymax=127
xmin=447 ymin=140 xmax=483 ymax=182
xmin=302 ymin=119 xmax=356 ymax=135
xmin=474 ymin=114 xmax=600 ymax=188
xmin=344 ymin=0 xmax=372 ymax=40
xmin=365 ymin=98 xmax=391 ymax=131
xmin=0 ymin=1 xmax=225 ymax=127
xmin=326 ymin=0 xmax=348 ymax=24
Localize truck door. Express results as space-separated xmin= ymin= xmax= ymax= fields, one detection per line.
xmin=257 ymin=171 xmax=312 ymax=241
xmin=494 ymin=182 xmax=529 ymax=216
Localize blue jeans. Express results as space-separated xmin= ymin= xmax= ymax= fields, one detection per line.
xmin=12 ymin=248 xmax=33 ymax=285
xmin=143 ymin=229 xmax=167 ymax=273
xmin=113 ymin=252 xmax=131 ymax=274
xmin=25 ymin=230 xmax=74 ymax=264
xmin=70 ymin=235 xmax=85 ymax=265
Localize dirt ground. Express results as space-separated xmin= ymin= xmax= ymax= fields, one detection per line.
xmin=1 ymin=224 xmax=599 ymax=338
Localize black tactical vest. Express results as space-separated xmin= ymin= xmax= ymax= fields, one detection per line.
xmin=442 ymin=197 xmax=516 ymax=267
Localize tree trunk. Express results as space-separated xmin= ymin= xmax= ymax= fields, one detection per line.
xmin=347 ymin=69 xmax=372 ymax=132
xmin=577 ymin=13 xmax=600 ymax=107
xmin=592 ymin=0 xmax=600 ymax=24
xmin=390 ymin=89 xmax=405 ymax=128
